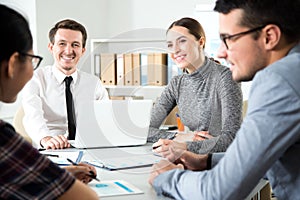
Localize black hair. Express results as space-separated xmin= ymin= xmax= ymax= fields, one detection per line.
xmin=49 ymin=19 xmax=88 ymax=48
xmin=0 ymin=4 xmax=33 ymax=62
xmin=214 ymin=0 xmax=300 ymax=43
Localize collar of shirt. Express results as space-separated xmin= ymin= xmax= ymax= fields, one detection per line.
xmin=51 ymin=65 xmax=79 ymax=85
xmin=186 ymin=56 xmax=210 ymax=80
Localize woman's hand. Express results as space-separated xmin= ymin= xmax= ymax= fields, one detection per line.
xmin=174 ymin=132 xmax=195 ymax=142
xmin=64 ymin=162 xmax=97 ymax=184
xmin=193 ymin=131 xmax=213 ymax=141
xmin=152 ymin=139 xmax=187 ymax=162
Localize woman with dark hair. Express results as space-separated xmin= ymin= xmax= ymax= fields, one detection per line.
xmin=149 ymin=17 xmax=243 ymax=157
xmin=0 ymin=4 xmax=98 ymax=199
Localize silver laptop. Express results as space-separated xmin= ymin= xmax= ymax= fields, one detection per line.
xmin=70 ymin=100 xmax=153 ymax=148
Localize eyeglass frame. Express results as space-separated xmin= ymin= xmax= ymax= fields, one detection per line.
xmin=220 ymin=25 xmax=266 ymax=50
xmin=19 ymin=52 xmax=43 ymax=70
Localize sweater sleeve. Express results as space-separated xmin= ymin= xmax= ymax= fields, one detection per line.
xmin=187 ymin=67 xmax=243 ymax=154
xmin=147 ymin=78 xmax=178 ymax=142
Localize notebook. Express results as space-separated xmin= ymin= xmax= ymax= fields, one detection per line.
xmin=70 ymin=100 xmax=153 ymax=148
xmin=83 ymin=145 xmax=162 ymax=170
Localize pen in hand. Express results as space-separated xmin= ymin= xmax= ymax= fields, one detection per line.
xmin=43 ymin=154 xmax=59 ymax=157
xmin=152 ymin=145 xmax=161 ymax=150
xmin=66 ymin=158 xmax=100 ymax=182
xmin=66 ymin=158 xmax=78 ymax=165
xmin=152 ymin=133 xmax=177 ymax=150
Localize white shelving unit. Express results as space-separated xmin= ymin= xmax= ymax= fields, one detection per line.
xmin=105 ymin=85 xmax=165 ymax=101
xmin=90 ymin=38 xmax=168 ymax=101
xmin=90 ymin=38 xmax=167 ymax=75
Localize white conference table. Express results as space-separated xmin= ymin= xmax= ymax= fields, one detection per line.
xmin=48 ymin=145 xmax=269 ymax=200
xmin=83 ymin=145 xmax=170 ymax=200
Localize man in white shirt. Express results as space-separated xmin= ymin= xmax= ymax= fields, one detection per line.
xmin=22 ymin=19 xmax=109 ymax=149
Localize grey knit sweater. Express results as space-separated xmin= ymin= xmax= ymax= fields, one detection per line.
xmin=147 ymin=57 xmax=243 ymax=154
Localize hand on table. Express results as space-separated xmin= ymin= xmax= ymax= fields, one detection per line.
xmin=175 ymin=151 xmax=208 ymax=171
xmin=149 ymin=159 xmax=184 ymax=185
xmin=64 ymin=162 xmax=97 ymax=184
xmin=41 ymin=135 xmax=71 ymax=149
xmin=152 ymin=139 xmax=187 ymax=162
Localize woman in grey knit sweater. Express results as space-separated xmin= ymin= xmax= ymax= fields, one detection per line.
xmin=148 ymin=17 xmax=243 ymax=155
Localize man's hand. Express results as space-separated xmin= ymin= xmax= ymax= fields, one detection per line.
xmin=152 ymin=139 xmax=187 ymax=162
xmin=149 ymin=159 xmax=184 ymax=185
xmin=176 ymin=151 xmax=208 ymax=171
xmin=64 ymin=162 xmax=97 ymax=184
xmin=41 ymin=135 xmax=71 ymax=149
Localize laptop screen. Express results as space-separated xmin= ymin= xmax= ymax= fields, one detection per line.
xmin=72 ymin=100 xmax=153 ymax=148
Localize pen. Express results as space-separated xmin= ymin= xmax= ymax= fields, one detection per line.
xmin=66 ymin=158 xmax=78 ymax=165
xmin=43 ymin=154 xmax=59 ymax=157
xmin=176 ymin=113 xmax=184 ymax=132
xmin=195 ymin=132 xmax=210 ymax=140
xmin=152 ymin=145 xmax=161 ymax=150
xmin=152 ymin=133 xmax=177 ymax=150
xmin=67 ymin=158 xmax=101 ymax=182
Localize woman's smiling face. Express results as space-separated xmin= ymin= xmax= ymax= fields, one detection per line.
xmin=166 ymin=26 xmax=204 ymax=73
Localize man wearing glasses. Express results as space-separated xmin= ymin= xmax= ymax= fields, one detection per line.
xmin=149 ymin=0 xmax=300 ymax=199
xmin=22 ymin=19 xmax=109 ymax=149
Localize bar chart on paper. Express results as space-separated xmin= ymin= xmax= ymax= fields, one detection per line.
xmin=89 ymin=180 xmax=143 ymax=197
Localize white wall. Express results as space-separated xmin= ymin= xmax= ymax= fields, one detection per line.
xmin=35 ymin=0 xmax=108 ymax=71
xmin=0 ymin=0 xmax=36 ymax=123
xmin=0 ymin=0 xmax=37 ymax=51
xmin=35 ymin=0 xmax=212 ymax=73
xmin=0 ymin=0 xmax=251 ymax=123
xmin=33 ymin=0 xmax=251 ymax=99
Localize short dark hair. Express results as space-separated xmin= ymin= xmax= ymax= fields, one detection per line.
xmin=0 ymin=4 xmax=32 ymax=62
xmin=214 ymin=0 xmax=300 ymax=43
xmin=48 ymin=19 xmax=88 ymax=48
xmin=167 ymin=17 xmax=206 ymax=49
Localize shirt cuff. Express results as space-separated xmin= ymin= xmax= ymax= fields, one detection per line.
xmin=211 ymin=152 xmax=225 ymax=168
xmin=207 ymin=153 xmax=212 ymax=169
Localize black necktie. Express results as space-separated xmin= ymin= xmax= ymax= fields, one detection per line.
xmin=65 ymin=76 xmax=76 ymax=140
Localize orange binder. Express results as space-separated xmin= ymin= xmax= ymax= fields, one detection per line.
xmin=153 ymin=53 xmax=167 ymax=86
xmin=100 ymin=53 xmax=116 ymax=85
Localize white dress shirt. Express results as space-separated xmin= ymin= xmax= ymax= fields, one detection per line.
xmin=22 ymin=65 xmax=109 ymax=147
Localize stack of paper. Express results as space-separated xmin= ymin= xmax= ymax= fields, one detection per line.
xmin=85 ymin=154 xmax=161 ymax=170
xmin=40 ymin=150 xmax=83 ymax=165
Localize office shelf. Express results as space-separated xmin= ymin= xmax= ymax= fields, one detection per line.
xmin=105 ymin=85 xmax=165 ymax=101
xmin=91 ymin=38 xmax=168 ymax=100
xmin=90 ymin=38 xmax=167 ymax=75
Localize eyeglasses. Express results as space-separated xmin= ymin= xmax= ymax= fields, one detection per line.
xmin=220 ymin=25 xmax=265 ymax=49
xmin=20 ymin=52 xmax=43 ymax=70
